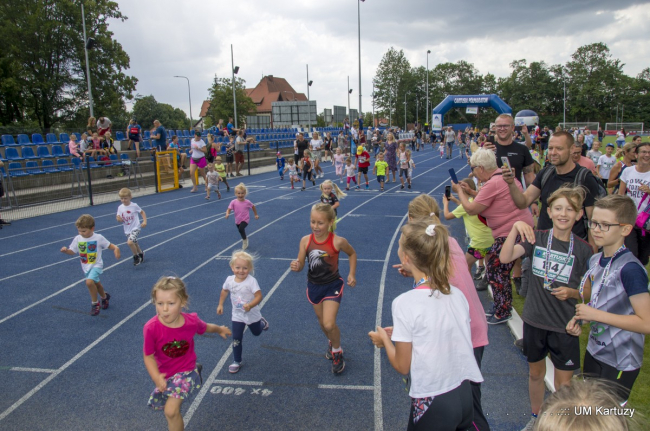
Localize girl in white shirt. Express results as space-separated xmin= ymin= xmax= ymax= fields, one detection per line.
xmin=310 ymin=131 xmax=324 ymax=178
xmin=189 ymin=131 xmax=208 ymax=193
xmin=369 ymin=220 xmax=483 ymax=430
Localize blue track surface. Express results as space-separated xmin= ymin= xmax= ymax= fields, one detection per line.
xmin=0 ymin=146 xmax=534 ymax=430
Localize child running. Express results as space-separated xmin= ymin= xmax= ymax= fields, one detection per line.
xmin=205 ymin=163 xmax=221 ymax=200
xmin=284 ymin=158 xmax=299 ymax=190
xmin=406 ymin=149 xmax=415 ymax=185
xmin=143 ymin=276 xmax=231 ymax=431
xmin=60 ymin=214 xmax=120 ymax=315
xmin=355 ymin=145 xmax=371 ymax=190
xmin=300 ymin=149 xmax=316 ymax=190
xmin=332 ymin=148 xmax=345 ymax=183
xmin=320 ymin=179 xmax=346 ymax=216
xmin=116 ymin=188 xmax=147 ymax=266
xmin=214 ymin=156 xmax=230 ymax=192
xmin=369 ymin=220 xmax=483 ymax=430
xmin=225 ymin=183 xmax=259 ymax=250
xmin=567 ymin=194 xmax=650 ymax=404
xmin=499 ymin=186 xmax=594 ymax=431
xmin=217 ymin=251 xmax=269 ymax=374
xmin=276 ymin=152 xmax=285 ymax=180
xmin=345 ymin=158 xmax=357 ymax=191
xmin=290 ymin=203 xmax=357 ymax=374
xmin=443 ymin=178 xmax=494 ymax=282
xmin=373 ymin=152 xmax=389 ymax=191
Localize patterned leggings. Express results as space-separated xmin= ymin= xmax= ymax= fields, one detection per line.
xmin=486 ymin=236 xmax=517 ymax=319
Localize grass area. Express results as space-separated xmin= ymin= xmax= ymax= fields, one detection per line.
xmin=510 ymin=288 xmax=650 ymax=419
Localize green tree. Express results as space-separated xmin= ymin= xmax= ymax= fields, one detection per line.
xmin=0 ymin=0 xmax=137 ymax=132
xmin=373 ymin=47 xmax=412 ymax=127
xmin=131 ymin=95 xmax=189 ymax=131
xmin=206 ymin=75 xmax=256 ymax=128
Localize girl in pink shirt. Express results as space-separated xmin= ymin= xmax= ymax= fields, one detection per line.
xmin=225 ymin=183 xmax=259 ymax=250
xmin=68 ymin=134 xmax=82 ymax=159
xmin=143 ymin=276 xmax=230 ymax=430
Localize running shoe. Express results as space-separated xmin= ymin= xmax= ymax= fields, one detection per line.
xmin=487 ymin=314 xmax=512 ymax=325
xmin=332 ymin=351 xmax=345 ymax=374
xmin=485 ymin=304 xmax=496 ymax=317
xmin=133 ymin=255 xmax=141 ymax=266
xmin=100 ymin=293 xmax=111 ymax=310
xmin=401 ymin=185 xmax=405 ymax=189
xmin=473 ymin=266 xmax=486 ymax=280
xmin=91 ymin=302 xmax=100 ymax=316
xmin=139 ymin=251 xmax=145 ymax=264
xmin=365 ymin=184 xmax=369 ymax=190
xmin=228 ymin=362 xmax=242 ymax=373
xmin=408 ymin=184 xmax=411 ymax=189
xmin=260 ymin=317 xmax=269 ymax=331
xmin=242 ymin=239 xmax=248 ymax=250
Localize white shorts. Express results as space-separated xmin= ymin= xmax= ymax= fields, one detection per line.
xmin=311 ymin=151 xmax=321 ymax=161
xmin=208 ymin=184 xmax=220 ymax=192
xmin=126 ymin=228 xmax=141 ymax=244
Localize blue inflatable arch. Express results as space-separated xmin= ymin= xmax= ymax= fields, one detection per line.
xmin=430 ymin=94 xmax=511 ymax=130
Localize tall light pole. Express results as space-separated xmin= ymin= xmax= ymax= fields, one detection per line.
xmin=231 ymin=44 xmax=239 ymax=128
xmin=357 ymin=0 xmax=362 ymax=121
xmin=81 ymin=2 xmax=94 ymax=118
xmin=173 ymin=76 xmax=193 ymax=129
xmin=404 ymin=92 xmax=408 ymax=131
xmin=426 ymin=50 xmax=430 ymax=127
xmin=563 ymin=73 xmax=566 ymax=127
xmin=372 ymin=82 xmax=375 ymax=129
xmin=347 ymin=76 xmax=352 ymax=117
xmin=306 ymin=64 xmax=313 ymax=133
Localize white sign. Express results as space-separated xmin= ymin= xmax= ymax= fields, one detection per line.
xmin=466 ymin=106 xmax=478 ymax=115
xmin=432 ymin=114 xmax=442 ymax=129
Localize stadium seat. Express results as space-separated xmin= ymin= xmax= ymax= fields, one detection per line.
xmin=144 ymin=130 xmax=151 ymax=140
xmin=1 ymin=135 xmax=17 ymax=146
xmin=114 ymin=131 xmax=125 ymax=141
xmin=41 ymin=159 xmax=60 ymax=173
xmin=109 ymin=154 xmax=122 ymax=166
xmin=141 ymin=140 xmax=152 ymax=150
xmin=120 ymin=153 xmax=133 ymax=164
xmin=72 ymin=132 xmax=82 ymax=141
xmin=59 ymin=133 xmax=70 ymax=143
xmin=8 ymin=162 xmax=28 ymax=177
xmin=86 ymin=156 xmax=101 ymax=168
xmin=17 ymin=134 xmax=31 ymax=145
xmin=32 ymin=134 xmax=46 ymax=145
xmin=56 ymin=158 xmax=73 ymax=172
xmin=46 ymin=133 xmax=60 ymax=144
xmin=21 ymin=147 xmax=39 ymax=160
xmin=37 ymin=146 xmax=52 ymax=158
xmin=5 ymin=147 xmax=23 ymax=161
xmin=71 ymin=157 xmax=83 ymax=170
xmin=25 ymin=161 xmax=44 ymax=174
xmin=176 ymin=130 xmax=183 ymax=138
xmin=51 ymin=145 xmax=65 ymax=158
xmin=183 ymin=130 xmax=191 ymax=138
xmin=181 ymin=138 xmax=191 ymax=148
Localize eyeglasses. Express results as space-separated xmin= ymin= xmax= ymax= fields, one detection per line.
xmin=587 ymin=220 xmax=629 ymax=232
xmin=470 ymin=165 xmax=480 ymax=170
xmin=494 ymin=125 xmax=511 ymax=130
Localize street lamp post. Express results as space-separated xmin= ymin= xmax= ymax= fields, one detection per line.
xmin=426 ymin=49 xmax=430 ymax=127
xmin=404 ymin=92 xmax=408 ymax=131
xmin=81 ymin=2 xmax=94 ymax=118
xmin=357 ymin=0 xmax=362 ymax=121
xmin=231 ymin=44 xmax=239 ymax=128
xmin=372 ymin=82 xmax=375 ymax=129
xmin=307 ymin=64 xmax=313 ymax=134
xmin=173 ymin=76 xmax=193 ymax=129
xmin=347 ymin=76 xmax=352 ymax=117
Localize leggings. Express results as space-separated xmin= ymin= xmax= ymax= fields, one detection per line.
xmin=236 ymin=221 xmax=248 ymax=240
xmin=486 ymin=236 xmax=516 ymax=319
xmin=347 ymin=176 xmax=357 ymax=185
xmin=407 ymin=380 xmax=473 ymax=431
xmin=232 ymin=320 xmax=264 ymax=363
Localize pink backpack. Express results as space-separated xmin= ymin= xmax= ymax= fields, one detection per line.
xmin=635 ymin=193 xmax=650 ymax=235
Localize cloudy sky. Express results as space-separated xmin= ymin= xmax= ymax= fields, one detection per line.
xmin=109 ymin=0 xmax=650 ymax=121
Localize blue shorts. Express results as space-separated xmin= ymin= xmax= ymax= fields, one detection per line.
xmin=306 ymin=278 xmax=344 ymax=305
xmin=377 ymin=175 xmax=385 ymax=183
xmin=84 ymin=267 xmax=103 ymax=283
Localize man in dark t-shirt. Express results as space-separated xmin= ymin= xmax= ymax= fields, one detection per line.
xmin=483 ymin=114 xmax=535 ymax=186
xmin=151 ymin=120 xmax=167 ymax=151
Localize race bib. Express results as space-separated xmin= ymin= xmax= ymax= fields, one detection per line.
xmin=532 ymin=246 xmax=574 ymax=284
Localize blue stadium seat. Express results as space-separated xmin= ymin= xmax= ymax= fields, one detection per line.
xmin=8 ymin=162 xmax=28 ymax=177
xmin=181 ymin=138 xmax=191 ymax=148
xmin=32 ymin=134 xmax=46 ymax=145
xmin=25 ymin=161 xmax=44 ymax=174
xmin=86 ymin=156 xmax=101 ymax=168
xmin=41 ymin=159 xmax=60 ymax=173
xmin=120 ymin=153 xmax=133 ymax=164
xmin=115 ymin=131 xmax=126 ymax=141
xmin=59 ymin=133 xmax=70 ymax=143
xmin=109 ymin=154 xmax=122 ymax=166
xmin=1 ymin=135 xmax=17 ymax=146
xmin=17 ymin=134 xmax=31 ymax=145
xmin=176 ymin=130 xmax=183 ymax=138
xmin=51 ymin=145 xmax=65 ymax=158
xmin=183 ymin=130 xmax=191 ymax=138
xmin=37 ymin=146 xmax=52 ymax=158
xmin=141 ymin=140 xmax=152 ymax=150
xmin=46 ymin=133 xmax=60 ymax=144
xmin=56 ymin=158 xmax=73 ymax=172
xmin=21 ymin=147 xmax=39 ymax=160
xmin=72 ymin=132 xmax=82 ymax=141
xmin=71 ymin=157 xmax=83 ymax=170
xmin=5 ymin=147 xmax=22 ymax=161
xmin=144 ymin=130 xmax=151 ymax=140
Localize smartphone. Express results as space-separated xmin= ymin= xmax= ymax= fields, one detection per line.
xmin=445 ymin=186 xmax=451 ymax=199
xmin=448 ymin=168 xmax=458 ymax=184
xmin=501 ymin=157 xmax=511 ymax=171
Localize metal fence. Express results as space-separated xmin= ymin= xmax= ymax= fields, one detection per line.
xmin=1 ymin=156 xmax=157 ymax=220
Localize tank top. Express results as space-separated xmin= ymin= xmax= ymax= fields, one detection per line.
xmin=306 ymin=232 xmax=340 ymax=284
xmin=586 ymin=251 xmax=646 ymax=371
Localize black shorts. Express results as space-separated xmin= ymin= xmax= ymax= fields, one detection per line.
xmin=522 ymin=322 xmax=580 ymax=370
xmin=400 ymin=168 xmax=409 ymax=178
xmin=226 ymin=154 xmax=234 ymax=163
xmin=584 ymin=350 xmax=640 ymax=402
xmin=306 ymin=278 xmax=344 ymax=305
xmin=358 ymin=166 xmax=368 ymax=174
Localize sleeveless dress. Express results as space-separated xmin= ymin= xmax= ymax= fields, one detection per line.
xmin=384 ymin=141 xmax=398 ymax=173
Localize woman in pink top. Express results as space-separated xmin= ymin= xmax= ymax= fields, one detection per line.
xmin=395 ymin=194 xmax=490 ymax=431
xmin=225 ymin=183 xmax=259 ymax=251
xmin=453 ymin=148 xmax=534 ymax=324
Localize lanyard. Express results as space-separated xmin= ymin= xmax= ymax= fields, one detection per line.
xmin=412 ymin=277 xmax=429 ymax=290
xmin=578 ymin=246 xmax=626 ymax=306
xmin=543 ymin=229 xmax=574 ymax=291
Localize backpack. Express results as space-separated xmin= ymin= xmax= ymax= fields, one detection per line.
xmin=539 ymin=165 xmax=607 ymax=229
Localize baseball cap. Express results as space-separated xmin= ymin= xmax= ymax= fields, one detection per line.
xmin=194 ymin=130 xmax=201 ymax=136
xmin=277 ymin=152 xmax=282 ymax=156
xmin=357 ymin=146 xmax=364 ymax=155
xmin=606 ymin=143 xmax=615 ymax=148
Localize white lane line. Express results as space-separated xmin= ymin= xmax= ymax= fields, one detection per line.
xmin=183 ymin=267 xmax=293 ymax=426
xmin=0 ymin=198 xmax=316 ymax=422
xmin=212 ymin=379 xmax=263 ymax=386
xmin=6 ymin=367 xmax=57 ymax=374
xmin=318 ymin=384 xmax=374 ymax=391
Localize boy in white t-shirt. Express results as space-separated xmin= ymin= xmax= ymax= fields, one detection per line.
xmin=597 ymin=143 xmax=617 ymax=189
xmin=60 ymin=214 xmax=120 ymax=315
xmin=116 ymin=188 xmax=147 ymax=266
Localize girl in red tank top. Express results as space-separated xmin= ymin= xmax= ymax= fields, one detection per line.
xmin=290 ymin=203 xmax=357 ymax=374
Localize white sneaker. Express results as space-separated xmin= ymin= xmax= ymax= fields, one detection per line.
xmin=242 ymin=239 xmax=248 ymax=250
